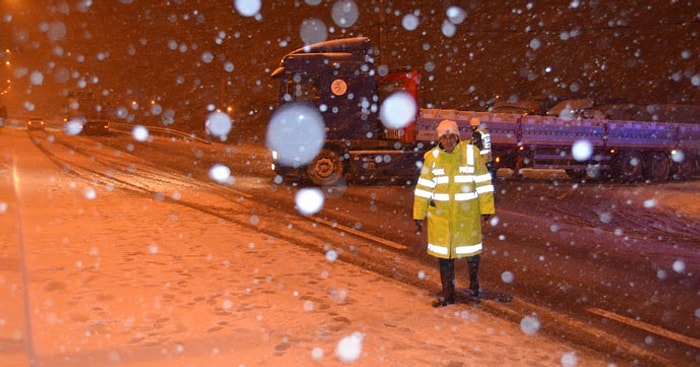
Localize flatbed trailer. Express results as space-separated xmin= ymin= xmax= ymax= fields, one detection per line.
xmin=416 ymin=109 xmax=700 ymax=182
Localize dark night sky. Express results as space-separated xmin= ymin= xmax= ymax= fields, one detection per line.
xmin=2 ymin=1 xmax=699 ymax=130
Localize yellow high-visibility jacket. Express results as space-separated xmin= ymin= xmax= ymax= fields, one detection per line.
xmin=413 ymin=141 xmax=495 ymax=259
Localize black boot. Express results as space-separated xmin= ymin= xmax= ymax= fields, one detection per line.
xmin=433 ymin=259 xmax=455 ymax=307
xmin=467 ymin=255 xmax=481 ymax=297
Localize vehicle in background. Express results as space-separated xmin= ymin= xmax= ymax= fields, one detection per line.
xmin=489 ymin=96 xmax=555 ymax=115
xmin=0 ymin=105 xmax=7 ymax=127
xmin=546 ymin=98 xmax=609 ymax=120
xmin=65 ymin=91 xmax=112 ymax=136
xmin=569 ymin=102 xmax=700 ymax=124
xmin=26 ymin=117 xmax=46 ymax=131
xmin=80 ymin=119 xmax=111 ymax=135
xmin=636 ymin=104 xmax=700 ymax=124
xmin=491 ymin=101 xmax=541 ymax=115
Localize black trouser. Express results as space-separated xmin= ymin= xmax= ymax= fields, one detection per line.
xmin=467 ymin=255 xmax=481 ymax=296
xmin=438 ymin=254 xmax=481 ymax=301
xmin=438 ymin=258 xmax=456 ymax=302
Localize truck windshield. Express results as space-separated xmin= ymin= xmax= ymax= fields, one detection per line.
xmin=281 ymin=73 xmax=321 ymax=104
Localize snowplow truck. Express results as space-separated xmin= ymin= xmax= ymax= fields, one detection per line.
xmin=270 ymin=37 xmax=700 ymax=185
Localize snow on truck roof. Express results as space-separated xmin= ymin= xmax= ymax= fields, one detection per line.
xmin=287 ymin=37 xmax=371 ymax=56
xmin=271 ymin=37 xmax=373 ymax=78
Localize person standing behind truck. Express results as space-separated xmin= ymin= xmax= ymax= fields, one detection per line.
xmin=413 ymin=119 xmax=496 ymax=307
xmin=469 ymin=117 xmax=496 ymax=182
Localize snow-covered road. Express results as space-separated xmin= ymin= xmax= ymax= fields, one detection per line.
xmin=2 ymin=127 xmax=698 ymax=366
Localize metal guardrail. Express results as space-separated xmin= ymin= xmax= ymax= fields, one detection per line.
xmin=110 ymin=122 xmax=211 ymax=144
xmin=3 ymin=119 xmax=210 ymax=145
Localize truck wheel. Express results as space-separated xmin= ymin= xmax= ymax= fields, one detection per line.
xmin=306 ymin=148 xmax=345 ymax=186
xmin=611 ymin=151 xmax=643 ymax=183
xmin=643 ymin=152 xmax=670 ymax=182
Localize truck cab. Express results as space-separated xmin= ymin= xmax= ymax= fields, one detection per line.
xmin=271 ymin=37 xmax=381 ymax=141
xmin=270 ymin=37 xmax=424 ymax=186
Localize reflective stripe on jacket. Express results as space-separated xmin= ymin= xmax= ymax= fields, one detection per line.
xmin=413 ymin=141 xmax=495 ymax=259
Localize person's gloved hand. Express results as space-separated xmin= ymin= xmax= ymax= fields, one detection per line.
xmin=414 ymin=220 xmax=423 ymax=235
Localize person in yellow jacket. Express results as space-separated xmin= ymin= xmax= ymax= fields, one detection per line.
xmin=413 ymin=119 xmax=495 ymax=307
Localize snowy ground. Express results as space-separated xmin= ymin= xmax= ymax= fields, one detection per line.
xmin=0 ymin=128 xmax=626 ymax=366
